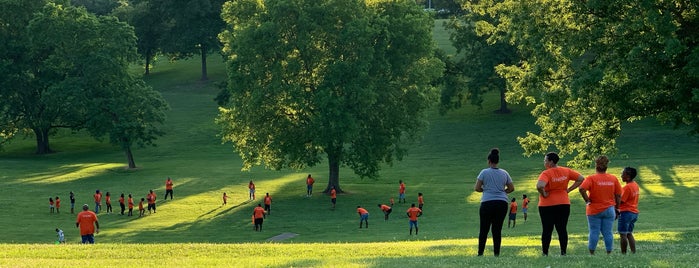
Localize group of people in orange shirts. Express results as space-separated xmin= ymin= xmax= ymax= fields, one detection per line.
xmin=356 ymin=180 xmax=424 ymax=235
xmin=53 ymin=177 xmax=175 ymax=243
xmin=475 ymin=149 xmax=640 ymax=257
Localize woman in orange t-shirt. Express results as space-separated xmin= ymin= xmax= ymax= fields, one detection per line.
xmin=536 ymin=152 xmax=584 ymax=256
xmin=579 ymin=155 xmax=622 ymax=255
xmin=253 ymin=204 xmax=266 ymax=231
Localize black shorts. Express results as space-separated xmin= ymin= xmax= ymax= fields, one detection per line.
xmin=254 ymin=218 xmax=263 ymax=225
xmin=331 ymin=198 xmax=336 ymax=204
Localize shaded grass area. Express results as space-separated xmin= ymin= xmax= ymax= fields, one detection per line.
xmin=1 ymin=21 xmax=698 ymax=266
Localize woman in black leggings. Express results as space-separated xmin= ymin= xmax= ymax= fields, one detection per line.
xmin=536 ymin=152 xmax=584 ymax=256
xmin=474 ymin=148 xmax=515 ymax=256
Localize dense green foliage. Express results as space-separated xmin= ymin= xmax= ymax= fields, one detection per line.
xmin=217 ymin=0 xmax=444 ymax=191
xmin=440 ymin=2 xmax=518 ymax=114
xmin=0 ymin=0 xmax=167 ymax=167
xmin=453 ymin=0 xmax=699 ymax=167
xmin=150 ymin=0 xmax=227 ymax=80
xmin=112 ymin=0 xmax=167 ymax=75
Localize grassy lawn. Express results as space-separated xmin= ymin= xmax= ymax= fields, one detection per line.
xmin=1 ymin=21 xmax=698 ymax=267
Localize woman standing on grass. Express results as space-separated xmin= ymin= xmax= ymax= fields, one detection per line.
xmin=579 ymin=155 xmax=622 ymax=255
xmin=536 ymin=152 xmax=584 ymax=256
xmin=474 ymin=148 xmax=515 ymax=256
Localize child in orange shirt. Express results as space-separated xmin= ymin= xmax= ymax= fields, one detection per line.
xmin=127 ymin=194 xmax=134 ymax=216
xmin=55 ymin=196 xmax=61 ymax=214
xmin=118 ymin=193 xmax=125 ymax=215
xmin=222 ymin=192 xmax=229 ymax=205
xmin=417 ymin=193 xmax=424 ymax=211
xmin=138 ymin=198 xmax=145 ymax=217
xmin=105 ymin=192 xmax=112 ymax=214
xmin=508 ymin=197 xmax=517 ymax=228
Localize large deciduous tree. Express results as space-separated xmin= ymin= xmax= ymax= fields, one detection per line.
xmin=440 ymin=2 xmax=518 ymax=114
xmin=112 ymin=0 xmax=167 ymax=75
xmin=151 ymin=0 xmax=226 ymax=81
xmin=473 ymin=0 xmax=699 ymax=167
xmin=216 ymin=0 xmax=444 ymax=192
xmin=0 ymin=1 xmax=168 ymax=167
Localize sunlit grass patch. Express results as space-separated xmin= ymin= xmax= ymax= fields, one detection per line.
xmin=17 ymin=163 xmax=124 ymax=185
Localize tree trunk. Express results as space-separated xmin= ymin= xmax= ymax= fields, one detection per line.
xmin=124 ymin=145 xmax=137 ymax=169
xmin=144 ymin=48 xmax=152 ymax=75
xmin=200 ymin=44 xmax=208 ymax=81
xmin=34 ymin=128 xmax=52 ymax=154
xmin=324 ymin=151 xmax=343 ymax=193
xmin=495 ymin=87 xmax=511 ymax=114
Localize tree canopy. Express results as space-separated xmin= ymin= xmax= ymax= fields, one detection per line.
xmin=0 ymin=0 xmax=168 ymax=167
xmin=460 ymin=0 xmax=699 ymax=167
xmin=112 ymin=0 xmax=168 ymax=75
xmin=151 ymin=0 xmax=227 ymax=80
xmin=216 ymin=0 xmax=444 ymax=191
xmin=440 ymin=2 xmax=519 ymax=114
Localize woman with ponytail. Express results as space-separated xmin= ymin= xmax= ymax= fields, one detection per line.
xmin=474 ymin=148 xmax=515 ymax=256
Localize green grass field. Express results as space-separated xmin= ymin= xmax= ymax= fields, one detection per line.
xmin=1 ymin=21 xmax=698 ymax=267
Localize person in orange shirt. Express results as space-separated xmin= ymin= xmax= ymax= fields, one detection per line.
xmin=406 ymin=203 xmax=422 ymax=235
xmin=330 ymin=186 xmax=337 ymax=209
xmin=579 ymin=155 xmax=622 ymax=255
xmin=536 ymin=152 xmax=584 ymax=256
xmin=252 ymin=203 xmax=266 ymax=231
xmin=618 ymin=167 xmax=639 ymax=254
xmin=264 ymin=193 xmax=272 ymax=217
xmin=138 ymin=198 xmax=145 ymax=217
xmin=93 ymin=190 xmax=102 ymax=214
xmin=147 ymin=190 xmax=156 ymax=214
xmin=75 ymin=204 xmax=99 ymax=244
xmin=417 ymin=193 xmax=424 ymax=211
xmin=398 ymin=180 xmax=406 ymax=203
xmin=55 ymin=196 xmax=61 ymax=214
xmin=105 ymin=192 xmax=112 ymax=214
xmin=508 ymin=198 xmax=517 ymax=228
xmin=127 ymin=194 xmax=134 ymax=216
xmin=165 ymin=177 xmax=174 ymax=200
xmin=222 ymin=192 xmax=229 ymax=206
xmin=377 ymin=204 xmax=392 ymax=220
xmin=306 ymin=174 xmax=315 ymax=197
xmin=521 ymin=194 xmax=529 ymax=222
xmin=248 ymin=180 xmax=256 ymax=200
xmin=118 ymin=193 xmax=126 ymax=215
xmin=49 ymin=197 xmax=55 ymax=213
xmin=357 ymin=206 xmax=369 ymax=228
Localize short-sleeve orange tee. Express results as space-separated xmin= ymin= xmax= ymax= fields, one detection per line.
xmin=619 ymin=181 xmax=640 ymax=213
xmin=76 ymin=210 xmax=98 ymax=235
xmin=253 ymin=206 xmax=265 ymax=219
xmin=580 ymin=173 xmax=622 ymax=215
xmin=406 ymin=207 xmax=422 ymax=221
xmin=537 ymin=167 xmax=581 ymax=207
